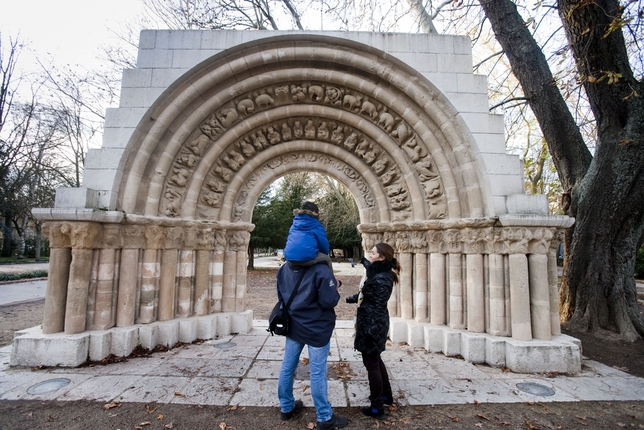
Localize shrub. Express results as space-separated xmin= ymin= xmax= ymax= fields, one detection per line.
xmin=636 ymin=245 xmax=644 ymax=279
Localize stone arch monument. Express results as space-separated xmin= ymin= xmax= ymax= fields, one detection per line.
xmin=16 ymin=31 xmax=580 ymax=373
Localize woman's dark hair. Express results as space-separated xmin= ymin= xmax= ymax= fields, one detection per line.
xmin=374 ymin=242 xmax=401 ymax=284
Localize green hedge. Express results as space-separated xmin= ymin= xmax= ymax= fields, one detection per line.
xmin=0 ymin=270 xmax=48 ymax=282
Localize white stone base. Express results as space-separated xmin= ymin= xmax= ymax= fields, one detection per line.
xmin=390 ymin=317 xmax=582 ymax=374
xmin=9 ymin=311 xmax=253 ymax=368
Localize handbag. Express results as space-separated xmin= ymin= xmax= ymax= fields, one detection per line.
xmin=267 ymin=266 xmax=309 ymax=336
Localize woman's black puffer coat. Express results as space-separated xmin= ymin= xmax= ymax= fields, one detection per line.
xmin=348 ymin=258 xmax=395 ymax=356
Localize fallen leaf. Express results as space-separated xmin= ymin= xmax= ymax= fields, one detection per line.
xmin=498 ymin=422 xmax=511 ymax=426
xmin=616 ymin=423 xmax=627 ymax=428
xmin=447 ymin=414 xmax=459 ymax=422
xmin=475 ymin=424 xmax=483 ymax=428
xmin=219 ymin=423 xmax=226 ymax=429
xmin=145 ymin=405 xmax=157 ymax=414
xmin=473 ymin=399 xmax=479 ymax=407
xmin=103 ymin=401 xmax=121 ymax=410
xmin=302 ymin=357 xmax=309 ymax=365
xmin=525 ymin=420 xmax=539 ymax=430
xmin=47 ymin=416 xmax=54 ymax=422
xmin=164 ymin=422 xmax=174 ymax=429
xmin=157 ymin=413 xmax=164 ymax=420
xmin=138 ymin=422 xmax=152 ymax=427
xmin=306 ymin=422 xmax=316 ymax=429
xmin=228 ymin=404 xmax=239 ymax=411
xmin=575 ymin=415 xmax=587 ymax=421
xmin=174 ymin=392 xmax=185 ymax=397
xmin=476 ymin=413 xmax=491 ymax=421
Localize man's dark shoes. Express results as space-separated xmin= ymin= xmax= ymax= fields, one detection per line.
xmin=318 ymin=413 xmax=349 ymax=429
xmin=281 ymin=399 xmax=303 ymax=420
xmin=362 ymin=407 xmax=385 ymax=419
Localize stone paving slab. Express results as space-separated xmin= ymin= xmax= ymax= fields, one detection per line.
xmin=2 ymin=322 xmax=644 ymax=407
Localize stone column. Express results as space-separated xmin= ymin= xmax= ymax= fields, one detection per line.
xmin=448 ymin=253 xmax=465 ymax=329
xmin=236 ymin=250 xmax=247 ymax=311
xmin=548 ymin=247 xmax=561 ymax=335
xmin=158 ymin=249 xmax=178 ymax=321
xmin=222 ymin=250 xmax=237 ymax=312
xmin=194 ymin=249 xmax=211 ymax=316
xmin=488 ymin=253 xmax=506 ymax=335
xmin=430 ymin=253 xmax=446 ymax=325
xmin=211 ymin=247 xmax=224 ymax=313
xmin=466 ymin=253 xmax=484 ymax=332
xmin=177 ymin=250 xmax=194 ymax=317
xmin=415 ymin=253 xmax=429 ymax=322
xmin=139 ymin=248 xmax=159 ymax=323
xmin=509 ymin=253 xmax=532 ymax=340
xmin=399 ymin=252 xmax=413 ymax=319
xmin=92 ymin=248 xmax=118 ymax=330
xmin=528 ymin=253 xmax=551 ymax=340
xmin=65 ymin=248 xmax=94 ymax=334
xmin=42 ymin=247 xmax=71 ymax=334
xmin=117 ymin=248 xmax=140 ymax=327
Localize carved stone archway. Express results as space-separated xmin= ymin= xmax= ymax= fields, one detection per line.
xmin=20 ymin=31 xmax=580 ymax=374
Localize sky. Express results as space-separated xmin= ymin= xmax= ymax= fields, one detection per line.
xmin=1 ymin=0 xmax=143 ymax=68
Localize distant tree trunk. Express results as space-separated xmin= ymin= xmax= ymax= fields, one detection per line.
xmin=17 ymin=217 xmax=27 ymax=259
xmin=2 ymin=210 xmax=12 ymax=257
xmin=247 ymin=244 xmax=255 ymax=269
xmin=479 ymin=0 xmax=644 ymax=340
xmin=34 ymin=221 xmax=42 ymax=261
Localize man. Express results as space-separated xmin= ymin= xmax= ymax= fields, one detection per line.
xmin=277 ymin=261 xmax=348 ymax=430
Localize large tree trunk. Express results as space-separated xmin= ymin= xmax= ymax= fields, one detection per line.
xmin=479 ymin=0 xmax=644 ymax=340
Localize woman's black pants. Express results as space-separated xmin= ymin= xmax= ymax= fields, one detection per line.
xmin=362 ymin=352 xmax=392 ymax=409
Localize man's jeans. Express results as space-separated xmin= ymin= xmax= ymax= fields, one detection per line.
xmin=278 ymin=336 xmax=332 ymax=422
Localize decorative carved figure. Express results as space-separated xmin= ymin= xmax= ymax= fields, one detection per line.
xmin=255 ymin=93 xmax=275 ymax=108
xmin=360 ymin=99 xmax=377 ymax=120
xmin=324 ymin=86 xmax=343 ymax=106
xmin=293 ymin=120 xmax=304 ymax=138
xmin=267 ymin=126 xmax=281 ymax=144
xmin=304 ymin=120 xmax=316 ymax=139
xmin=343 ymin=94 xmax=362 ymax=110
xmin=170 ymin=167 xmax=190 ymax=187
xmin=237 ymin=98 xmax=255 ymax=115
xmin=240 ymin=138 xmax=256 ymax=157
xmin=291 ymin=85 xmax=307 ymax=102
xmin=309 ymin=85 xmax=323 ymax=102
xmin=392 ymin=122 xmax=409 ymax=142
xmin=216 ymin=106 xmax=239 ymax=128
xmin=343 ymin=132 xmax=358 ymax=151
xmin=281 ymin=122 xmax=292 ymax=141
xmin=202 ymin=190 xmax=222 ymax=207
xmin=378 ymin=109 xmax=395 ymax=131
xmin=213 ymin=162 xmax=233 ymax=182
xmin=317 ymin=121 xmax=329 ymax=140
xmin=330 ymin=124 xmax=344 ymax=145
xmin=416 ymin=158 xmax=438 ymax=181
xmin=188 ymin=132 xmax=210 ymax=155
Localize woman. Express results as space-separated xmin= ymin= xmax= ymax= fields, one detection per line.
xmin=346 ymin=242 xmax=400 ymax=419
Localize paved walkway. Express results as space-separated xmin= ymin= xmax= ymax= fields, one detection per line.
xmin=1 ymin=320 xmax=644 ymax=406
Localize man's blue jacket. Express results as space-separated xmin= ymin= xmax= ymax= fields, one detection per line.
xmin=276 ymin=262 xmax=339 ymax=347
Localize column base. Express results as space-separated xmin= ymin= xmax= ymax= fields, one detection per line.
xmin=9 ymin=311 xmax=253 ymax=368
xmin=390 ymin=317 xmax=582 ymax=374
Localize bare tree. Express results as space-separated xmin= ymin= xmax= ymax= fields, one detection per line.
xmin=479 ymin=0 xmax=644 ymax=340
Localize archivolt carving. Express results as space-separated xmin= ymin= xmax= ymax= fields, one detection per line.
xmin=162 ymin=81 xmax=449 ymax=220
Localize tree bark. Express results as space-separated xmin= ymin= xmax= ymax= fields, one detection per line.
xmin=479 ymin=0 xmax=644 ymax=340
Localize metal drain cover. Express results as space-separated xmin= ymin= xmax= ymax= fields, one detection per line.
xmin=27 ymin=378 xmax=71 ymax=395
xmin=516 ymin=382 xmax=555 ymax=396
xmin=213 ymin=341 xmax=236 ymax=349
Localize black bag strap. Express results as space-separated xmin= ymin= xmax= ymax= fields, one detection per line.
xmin=279 ymin=265 xmax=310 ymax=312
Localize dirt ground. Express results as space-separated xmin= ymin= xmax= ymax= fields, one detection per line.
xmin=1 ymin=267 xmax=644 ymax=429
